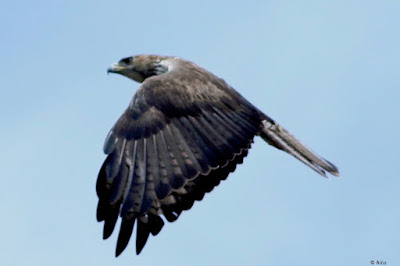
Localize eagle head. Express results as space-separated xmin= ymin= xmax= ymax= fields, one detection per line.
xmin=107 ymin=55 xmax=170 ymax=83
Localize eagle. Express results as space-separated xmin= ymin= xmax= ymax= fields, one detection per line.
xmin=97 ymin=55 xmax=339 ymax=256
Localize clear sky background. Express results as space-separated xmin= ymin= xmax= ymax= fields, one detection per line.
xmin=1 ymin=1 xmax=399 ymax=265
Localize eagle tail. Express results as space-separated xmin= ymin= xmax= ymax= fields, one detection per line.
xmin=259 ymin=119 xmax=339 ymax=177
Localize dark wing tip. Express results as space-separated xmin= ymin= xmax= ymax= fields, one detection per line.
xmin=115 ymin=240 xmax=127 ymax=257
xmin=136 ymin=220 xmax=150 ymax=255
xmin=115 ymin=218 xmax=136 ymax=257
xmin=103 ymin=221 xmax=115 ymax=240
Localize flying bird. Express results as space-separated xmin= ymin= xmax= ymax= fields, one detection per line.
xmin=97 ymin=55 xmax=339 ymax=256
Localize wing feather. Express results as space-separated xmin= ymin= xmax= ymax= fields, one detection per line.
xmin=223 ymin=109 xmax=259 ymax=135
xmin=154 ymin=131 xmax=173 ymax=199
xmin=178 ymin=116 xmax=220 ymax=168
xmin=168 ymin=120 xmax=205 ymax=174
xmin=120 ymin=139 xmax=146 ymax=216
xmin=171 ymin=117 xmax=213 ymax=173
xmin=116 ymin=218 xmax=135 ymax=257
xmin=200 ymin=110 xmax=246 ymax=152
xmin=103 ymin=130 xmax=118 ymax=154
xmin=197 ymin=115 xmax=238 ymax=155
xmin=109 ymin=162 xmax=129 ymax=205
xmin=159 ymin=129 xmax=186 ymax=190
xmin=139 ymin=136 xmax=157 ymax=215
xmin=136 ymin=219 xmax=150 ymax=255
xmin=187 ymin=116 xmax=230 ymax=163
xmin=148 ymin=214 xmax=164 ymax=236
xmin=104 ymin=139 xmax=126 ymax=182
xmin=166 ymin=123 xmax=200 ymax=179
xmin=211 ymin=107 xmax=254 ymax=141
xmin=205 ymin=110 xmax=251 ymax=147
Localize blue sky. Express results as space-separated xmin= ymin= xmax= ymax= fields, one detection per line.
xmin=1 ymin=1 xmax=399 ymax=265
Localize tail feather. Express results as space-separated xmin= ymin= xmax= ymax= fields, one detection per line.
xmin=259 ymin=120 xmax=339 ymax=177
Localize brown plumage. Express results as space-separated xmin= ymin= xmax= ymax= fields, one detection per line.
xmin=97 ymin=55 xmax=339 ymax=256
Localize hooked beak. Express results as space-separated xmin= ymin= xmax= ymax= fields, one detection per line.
xmin=107 ymin=62 xmax=125 ymax=74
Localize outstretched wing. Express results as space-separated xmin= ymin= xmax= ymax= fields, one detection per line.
xmin=96 ymin=77 xmax=263 ymax=256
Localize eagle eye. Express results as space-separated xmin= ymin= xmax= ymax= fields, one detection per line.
xmin=120 ymin=57 xmax=133 ymax=64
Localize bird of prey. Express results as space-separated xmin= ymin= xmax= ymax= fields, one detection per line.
xmin=97 ymin=54 xmax=339 ymax=256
